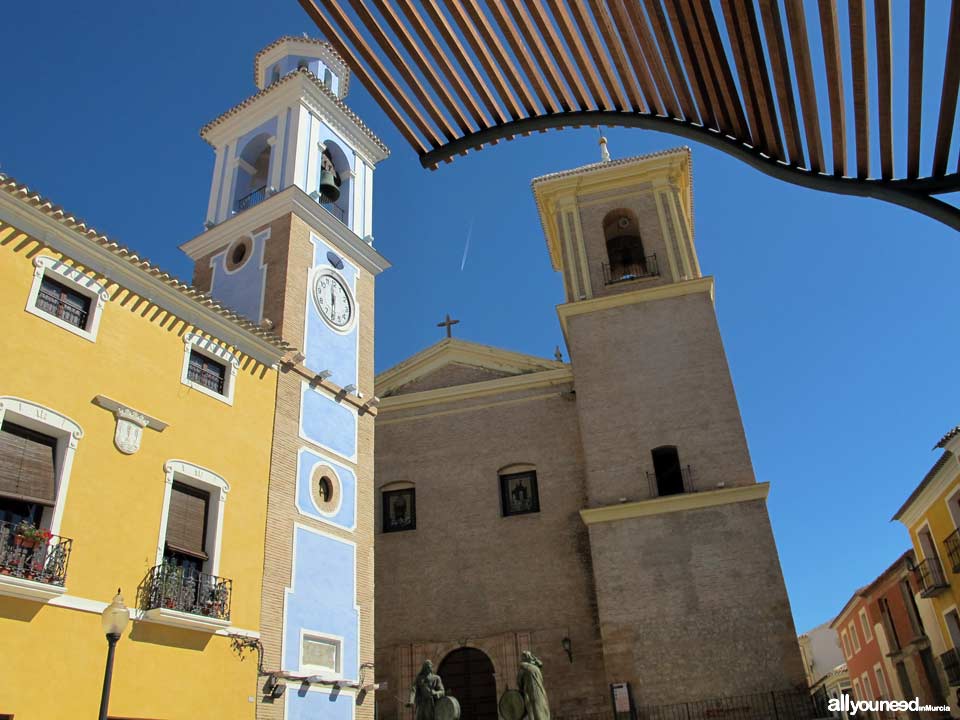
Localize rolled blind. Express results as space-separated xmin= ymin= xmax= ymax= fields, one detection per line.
xmin=165 ymin=482 xmax=209 ymax=559
xmin=0 ymin=422 xmax=57 ymax=506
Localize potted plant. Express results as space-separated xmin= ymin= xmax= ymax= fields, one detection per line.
xmin=159 ymin=561 xmax=183 ymax=610
xmin=13 ymin=521 xmax=51 ymax=550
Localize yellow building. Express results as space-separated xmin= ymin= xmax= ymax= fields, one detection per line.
xmin=0 ymin=174 xmax=292 ymax=718
xmin=893 ymin=424 xmax=960 ymax=699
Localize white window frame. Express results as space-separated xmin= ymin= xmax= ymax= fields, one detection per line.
xmin=841 ymin=629 xmax=852 ymax=659
xmin=155 ymin=460 xmax=230 ymax=576
xmin=299 ymin=629 xmax=344 ymax=679
xmin=25 ymin=256 xmax=109 ymax=342
xmin=860 ymin=672 xmax=872 ymax=700
xmin=849 ymin=621 xmax=861 ymax=653
xmin=180 ymin=332 xmax=239 ymax=406
xmin=873 ymin=663 xmax=888 ymax=699
xmin=0 ymin=397 xmax=83 ymax=536
xmin=852 ymin=678 xmax=862 ymax=702
xmin=859 ymin=608 xmax=873 ymax=643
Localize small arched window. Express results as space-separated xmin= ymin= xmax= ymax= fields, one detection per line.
xmin=297 ymin=59 xmax=309 ymax=71
xmin=603 ymin=209 xmax=652 ymax=283
xmin=649 ymin=446 xmax=686 ymax=497
xmin=323 ymin=68 xmax=333 ymax=90
xmin=270 ymin=66 xmax=281 ymax=85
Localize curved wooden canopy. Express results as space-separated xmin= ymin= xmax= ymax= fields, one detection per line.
xmin=299 ymin=0 xmax=960 ymax=231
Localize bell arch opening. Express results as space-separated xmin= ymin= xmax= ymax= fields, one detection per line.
xmin=233 ymin=133 xmax=272 ymax=211
xmin=603 ymin=209 xmax=648 ymax=283
xmin=317 ymin=141 xmax=351 ymax=226
xmin=438 ymin=647 xmax=497 ymax=720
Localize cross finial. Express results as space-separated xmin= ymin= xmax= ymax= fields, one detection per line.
xmin=599 ymin=135 xmax=611 ymax=162
xmin=437 ymin=313 xmax=460 ymax=338
xmin=554 ymin=346 xmax=563 ymax=362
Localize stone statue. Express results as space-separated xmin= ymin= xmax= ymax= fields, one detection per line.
xmin=517 ymin=651 xmax=550 ymax=720
xmin=409 ymin=660 xmax=445 ymax=720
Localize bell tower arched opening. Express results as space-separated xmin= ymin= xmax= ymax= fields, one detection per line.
xmin=603 ymin=209 xmax=651 ymax=283
xmin=233 ymin=133 xmax=272 ymax=211
xmin=316 ymin=141 xmax=351 ymax=226
xmin=438 ymin=647 xmax=497 ymax=720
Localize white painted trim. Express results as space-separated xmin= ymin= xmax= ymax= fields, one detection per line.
xmin=156 ymin=460 xmax=230 ymax=576
xmin=281 ymin=523 xmax=362 ymax=682
xmin=944 ymin=486 xmax=960 ymax=532
xmin=941 ymin=604 xmax=960 ymax=649
xmin=917 ymin=519 xmax=946 ymax=570
xmin=299 ymin=628 xmax=345 ymax=678
xmin=24 ymin=255 xmax=109 ymax=342
xmin=180 ymin=332 xmax=239 ymax=406
xmin=297 ymin=447 xmax=357 ymax=532
xmin=141 ymin=606 xmax=231 ymax=633
xmin=0 ymin=574 xmax=67 ymax=602
xmin=858 ymin=607 xmax=873 ymax=643
xmin=848 ymin=621 xmax=861 ymax=653
xmin=0 ymin=397 xmax=83 ymax=536
xmin=896 ymin=452 xmax=960 ymax=528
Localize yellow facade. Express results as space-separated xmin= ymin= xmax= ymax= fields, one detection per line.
xmin=893 ymin=428 xmax=960 ymax=680
xmin=0 ymin=202 xmax=284 ymax=719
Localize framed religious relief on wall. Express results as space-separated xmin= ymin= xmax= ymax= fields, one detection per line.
xmin=499 ymin=471 xmax=540 ymax=517
xmin=382 ymin=488 xmax=416 ymax=532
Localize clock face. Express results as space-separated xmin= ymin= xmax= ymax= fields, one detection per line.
xmin=313 ymin=271 xmax=353 ymax=330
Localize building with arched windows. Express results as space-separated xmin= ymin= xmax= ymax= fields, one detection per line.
xmin=373 ymin=148 xmax=806 ymax=718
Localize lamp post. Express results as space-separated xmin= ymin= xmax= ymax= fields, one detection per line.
xmin=98 ymin=588 xmax=129 ymax=720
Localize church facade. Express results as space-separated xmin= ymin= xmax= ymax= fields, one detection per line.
xmin=373 ymin=148 xmax=806 ymax=718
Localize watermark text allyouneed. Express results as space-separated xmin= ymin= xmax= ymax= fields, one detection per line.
xmin=828 ymin=696 xmax=951 ymax=715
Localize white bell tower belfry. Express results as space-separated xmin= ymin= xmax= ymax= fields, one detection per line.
xmin=200 ymin=35 xmax=387 ymax=241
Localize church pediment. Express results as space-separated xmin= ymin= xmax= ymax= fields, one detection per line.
xmin=376 ymin=338 xmax=566 ymax=397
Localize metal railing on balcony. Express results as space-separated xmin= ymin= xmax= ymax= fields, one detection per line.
xmin=916 ymin=557 xmax=950 ymax=597
xmin=945 ymin=529 xmax=960 ymax=573
xmin=0 ymin=520 xmax=72 ymax=587
xmin=602 ymin=255 xmax=659 ymax=285
xmin=646 ymin=465 xmax=695 ymax=498
xmin=187 ymin=362 xmax=225 ymax=394
xmin=941 ymin=648 xmax=960 ymax=686
xmin=321 ymin=200 xmax=347 ymax=223
xmin=138 ymin=563 xmax=232 ymax=621
xmin=237 ymin=185 xmax=267 ymax=211
xmin=35 ymin=287 xmax=89 ymax=329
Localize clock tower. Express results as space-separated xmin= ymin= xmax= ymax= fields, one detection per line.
xmin=181 ymin=36 xmax=390 ymax=720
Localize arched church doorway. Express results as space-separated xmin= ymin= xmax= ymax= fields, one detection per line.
xmin=438 ymin=648 xmax=497 ymax=720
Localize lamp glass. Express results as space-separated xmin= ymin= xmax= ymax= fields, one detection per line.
xmin=101 ymin=589 xmax=130 ymax=636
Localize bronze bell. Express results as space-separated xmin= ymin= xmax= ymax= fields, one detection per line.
xmin=318 ymin=168 xmax=340 ymax=204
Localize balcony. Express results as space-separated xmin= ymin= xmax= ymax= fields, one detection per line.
xmin=237 ymin=185 xmax=267 ymax=212
xmin=945 ymin=528 xmax=960 ymax=572
xmin=35 ymin=286 xmax=89 ymax=328
xmin=321 ymin=200 xmax=347 ymax=223
xmin=941 ymin=648 xmax=960 ymax=686
xmin=0 ymin=520 xmax=72 ymax=602
xmin=137 ymin=563 xmax=232 ymax=632
xmin=916 ymin=556 xmax=950 ymax=597
xmin=602 ymin=254 xmax=659 ymax=285
xmin=646 ymin=465 xmax=695 ymax=498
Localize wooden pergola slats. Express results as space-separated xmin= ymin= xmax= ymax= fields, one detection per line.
xmin=300 ymin=0 xmax=960 ymax=232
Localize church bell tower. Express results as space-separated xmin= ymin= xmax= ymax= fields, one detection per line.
xmin=180 ymin=36 xmax=390 ymax=720
xmin=532 ymin=146 xmax=805 ymax=704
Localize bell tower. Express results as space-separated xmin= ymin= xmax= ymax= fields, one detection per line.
xmin=533 ymin=147 xmax=805 ymax=705
xmin=180 ymin=36 xmax=390 ymax=720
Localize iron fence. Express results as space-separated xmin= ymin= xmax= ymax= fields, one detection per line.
xmin=916 ymin=557 xmax=950 ymax=597
xmin=187 ymin=362 xmax=225 ymax=394
xmin=35 ymin=287 xmax=89 ymax=328
xmin=646 ymin=465 xmax=696 ymax=498
xmin=0 ymin=520 xmax=72 ymax=587
xmin=138 ymin=563 xmax=232 ymax=621
xmin=554 ymin=690 xmax=824 ymax=720
xmin=602 ymin=255 xmax=659 ymax=285
xmin=237 ymin=185 xmax=267 ymax=211
xmin=320 ymin=199 xmax=347 ymax=223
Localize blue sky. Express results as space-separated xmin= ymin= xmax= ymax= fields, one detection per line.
xmin=3 ymin=2 xmax=959 ymax=635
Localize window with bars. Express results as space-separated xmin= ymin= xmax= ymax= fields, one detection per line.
xmin=187 ymin=351 xmax=226 ymax=395
xmin=35 ymin=276 xmax=91 ymax=330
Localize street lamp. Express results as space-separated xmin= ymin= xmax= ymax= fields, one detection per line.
xmin=98 ymin=588 xmax=129 ymax=720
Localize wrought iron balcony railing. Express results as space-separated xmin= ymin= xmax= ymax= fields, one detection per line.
xmin=945 ymin=528 xmax=960 ymax=573
xmin=941 ymin=648 xmax=960 ymax=687
xmin=646 ymin=465 xmax=695 ymax=498
xmin=237 ymin=185 xmax=267 ymax=211
xmin=35 ymin=287 xmax=89 ymax=329
xmin=0 ymin=520 xmax=72 ymax=587
xmin=187 ymin=363 xmax=225 ymax=394
xmin=321 ymin=200 xmax=347 ymax=223
xmin=138 ymin=563 xmax=232 ymax=622
xmin=602 ymin=254 xmax=659 ymax=285
xmin=916 ymin=556 xmax=950 ymax=597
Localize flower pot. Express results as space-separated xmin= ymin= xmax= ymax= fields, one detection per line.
xmin=14 ymin=536 xmax=39 ymax=550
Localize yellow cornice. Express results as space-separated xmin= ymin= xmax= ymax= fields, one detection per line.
xmin=557 ymin=276 xmax=714 ymax=336
xmin=376 ymin=338 xmax=565 ymax=397
xmin=580 ymin=482 xmax=769 ymax=525
xmin=377 ymin=367 xmax=573 ymax=413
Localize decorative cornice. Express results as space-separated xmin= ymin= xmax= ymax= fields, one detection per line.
xmin=556 ymin=276 xmax=715 ymax=336
xmin=0 ymin=174 xmax=292 ymax=366
xmin=378 ymin=368 xmax=574 ymax=413
xmin=200 ymin=69 xmax=388 ymax=163
xmin=892 ymin=450 xmax=960 ymax=526
xmin=579 ymin=482 xmax=770 ymax=525
xmin=253 ymin=36 xmax=351 ymax=95
xmin=93 ymin=395 xmax=168 ymax=432
xmin=376 ymin=337 xmax=566 ymax=397
xmin=179 ymin=185 xmax=390 ymax=277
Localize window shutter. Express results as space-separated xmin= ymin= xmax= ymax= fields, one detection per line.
xmin=165 ymin=483 xmax=209 ymax=559
xmin=0 ymin=423 xmax=57 ymax=506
